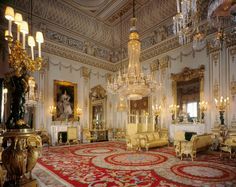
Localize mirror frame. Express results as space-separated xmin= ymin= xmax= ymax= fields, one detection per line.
xmin=171 ymin=65 xmax=205 ymax=110
xmin=89 ymin=85 xmax=107 ymax=130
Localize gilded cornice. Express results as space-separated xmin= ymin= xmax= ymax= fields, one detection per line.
xmin=171 ymin=65 xmax=205 ymax=82
xmin=43 ymin=42 xmax=116 ymax=72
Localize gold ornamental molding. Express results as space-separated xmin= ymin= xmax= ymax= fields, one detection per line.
xmin=105 ymin=73 xmax=112 ymax=82
xmin=171 ymin=65 xmax=205 ymax=105
xmin=213 ymin=82 xmax=219 ymax=99
xmin=231 ymin=81 xmax=236 ymax=96
xmin=160 ymin=56 xmax=170 ymax=70
xmin=171 ymin=65 xmax=205 ymax=82
xmin=43 ymin=42 xmax=116 ymax=72
xmin=150 ymin=59 xmax=159 ymax=72
xmin=211 ymin=52 xmax=220 ymax=61
xmin=80 ymin=66 xmax=90 ymax=80
xmin=230 ymin=46 xmax=236 ymax=56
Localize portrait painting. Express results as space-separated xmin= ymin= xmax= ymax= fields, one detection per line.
xmin=54 ymin=80 xmax=77 ymax=121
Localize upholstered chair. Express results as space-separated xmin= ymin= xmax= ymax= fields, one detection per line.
xmin=126 ymin=135 xmax=140 ymax=151
xmin=83 ymin=128 xmax=96 ymax=143
xmin=173 ymin=131 xmax=185 ymax=157
xmin=220 ymin=136 xmax=236 ymax=159
xmin=180 ymin=135 xmax=199 ymax=161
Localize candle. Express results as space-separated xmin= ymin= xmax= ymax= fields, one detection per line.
xmin=176 ymin=0 xmax=180 ymax=13
xmin=36 ymin=31 xmax=44 ymax=58
xmin=22 ymin=33 xmax=26 ymax=49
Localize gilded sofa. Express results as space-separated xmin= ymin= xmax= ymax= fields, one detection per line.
xmin=138 ymin=129 xmax=169 ymax=151
xmin=174 ymin=132 xmax=212 ymax=160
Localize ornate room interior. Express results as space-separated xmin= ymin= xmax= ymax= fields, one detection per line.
xmin=0 ymin=0 xmax=236 ymax=186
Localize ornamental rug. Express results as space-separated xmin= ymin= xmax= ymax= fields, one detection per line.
xmin=33 ymin=141 xmax=236 ymax=187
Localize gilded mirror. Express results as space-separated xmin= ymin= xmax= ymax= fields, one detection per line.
xmin=171 ymin=65 xmax=205 ymax=122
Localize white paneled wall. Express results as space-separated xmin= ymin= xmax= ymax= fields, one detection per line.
xmin=35 ymin=43 xmax=236 ymax=135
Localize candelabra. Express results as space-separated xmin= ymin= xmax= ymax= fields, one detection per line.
xmin=199 ymin=101 xmax=207 ymax=123
xmin=49 ymin=105 xmax=57 ymax=121
xmin=215 ymin=96 xmax=229 ymax=125
xmin=3 ymin=5 xmax=44 ymax=186
xmin=152 ymin=105 xmax=162 ymax=130
xmin=169 ymin=104 xmax=180 ymax=123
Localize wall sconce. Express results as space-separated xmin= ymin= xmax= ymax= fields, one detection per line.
xmin=49 ymin=105 xmax=56 ymax=121
xmin=215 ymin=96 xmax=229 ymax=125
xmin=199 ymin=101 xmax=208 ymax=123
xmin=169 ymin=104 xmax=179 ymax=123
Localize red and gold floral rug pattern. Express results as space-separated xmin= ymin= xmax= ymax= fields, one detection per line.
xmin=34 ymin=141 xmax=236 ymax=187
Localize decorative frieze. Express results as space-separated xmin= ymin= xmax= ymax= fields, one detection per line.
xmin=43 ymin=42 xmax=116 ymax=72
xmin=140 ymin=37 xmax=180 ymax=62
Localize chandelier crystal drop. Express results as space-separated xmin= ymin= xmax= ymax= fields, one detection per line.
xmin=107 ymin=17 xmax=157 ymax=100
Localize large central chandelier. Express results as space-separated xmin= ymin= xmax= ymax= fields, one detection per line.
xmin=107 ymin=0 xmax=157 ymax=100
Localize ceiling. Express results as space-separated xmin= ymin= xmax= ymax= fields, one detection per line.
xmin=0 ymin=0 xmax=211 ymax=64
xmin=64 ymin=0 xmax=150 ymax=26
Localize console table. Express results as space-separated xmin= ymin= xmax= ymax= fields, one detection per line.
xmin=51 ymin=122 xmax=81 ymax=145
xmin=90 ymin=130 xmax=108 ymax=142
xmin=169 ymin=123 xmax=205 ymax=142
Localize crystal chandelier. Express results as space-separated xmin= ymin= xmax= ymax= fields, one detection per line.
xmin=4 ymin=6 xmax=44 ymax=77
xmin=207 ymin=0 xmax=236 ymax=49
xmin=107 ymin=0 xmax=157 ymax=100
xmin=173 ymin=0 xmax=200 ymax=45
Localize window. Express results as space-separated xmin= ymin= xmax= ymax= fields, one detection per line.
xmin=187 ymin=102 xmax=198 ymax=118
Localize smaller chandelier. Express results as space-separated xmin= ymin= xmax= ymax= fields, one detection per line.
xmin=107 ymin=5 xmax=157 ymax=100
xmin=192 ymin=27 xmax=206 ymax=50
xmin=173 ymin=0 xmax=199 ymax=45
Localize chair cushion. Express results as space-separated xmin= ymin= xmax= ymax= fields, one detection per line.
xmin=147 ymin=134 xmax=154 ymax=141
xmin=153 ymin=133 xmax=160 ymax=140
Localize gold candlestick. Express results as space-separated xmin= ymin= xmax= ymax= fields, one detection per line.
xmin=215 ymin=96 xmax=229 ymax=125
xmin=169 ymin=104 xmax=179 ymax=123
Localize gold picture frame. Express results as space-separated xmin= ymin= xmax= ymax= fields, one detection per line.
xmin=54 ymin=80 xmax=77 ymax=121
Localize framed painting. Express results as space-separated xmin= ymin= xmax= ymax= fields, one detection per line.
xmin=54 ymin=80 xmax=77 ymax=121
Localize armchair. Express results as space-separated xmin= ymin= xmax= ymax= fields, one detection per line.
xmin=180 ymin=136 xmax=199 ymax=161
xmin=220 ymin=136 xmax=236 ymax=159
xmin=126 ymin=135 xmax=140 ymax=151
xmin=67 ymin=126 xmax=79 ymax=144
xmin=83 ymin=128 xmax=96 ymax=143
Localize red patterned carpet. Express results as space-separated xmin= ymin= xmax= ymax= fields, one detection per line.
xmin=33 ymin=141 xmax=236 ymax=187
